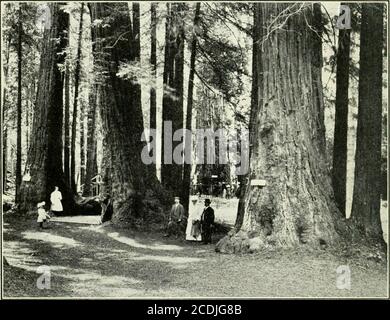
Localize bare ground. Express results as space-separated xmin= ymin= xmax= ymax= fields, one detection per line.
xmin=2 ymin=215 xmax=388 ymax=298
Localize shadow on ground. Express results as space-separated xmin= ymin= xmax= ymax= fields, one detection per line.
xmin=3 ymin=215 xmax=388 ymax=298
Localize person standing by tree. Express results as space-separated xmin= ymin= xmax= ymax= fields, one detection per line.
xmin=201 ymin=199 xmax=215 ymax=244
xmin=164 ymin=197 xmax=186 ymax=238
xmin=50 ymin=186 xmax=63 ymax=216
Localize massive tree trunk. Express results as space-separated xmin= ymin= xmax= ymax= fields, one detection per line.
xmin=351 ymin=3 xmax=384 ymax=245
xmin=332 ymin=8 xmax=351 ymax=216
xmin=217 ymin=3 xmax=344 ymax=252
xmin=161 ymin=3 xmax=185 ymax=197
xmin=149 ymin=2 xmax=157 ymax=176
xmin=89 ymin=3 xmax=166 ymax=226
xmin=70 ymin=2 xmax=85 ymax=192
xmin=15 ymin=4 xmax=23 ymax=202
xmin=19 ymin=4 xmax=76 ymax=213
xmin=182 ymin=3 xmax=201 ymax=212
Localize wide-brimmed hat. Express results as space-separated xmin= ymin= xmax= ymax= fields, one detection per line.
xmin=37 ymin=201 xmax=45 ymax=208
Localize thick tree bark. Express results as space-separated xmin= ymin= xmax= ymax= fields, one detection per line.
xmin=90 ymin=3 xmax=167 ymax=226
xmin=70 ymin=2 xmax=85 ymax=192
xmin=217 ymin=4 xmax=344 ymax=252
xmin=149 ymin=3 xmax=157 ymax=175
xmin=15 ymin=4 xmax=23 ymax=202
xmin=332 ymin=7 xmax=351 ymax=217
xmin=161 ymin=3 xmax=185 ymax=197
xmin=19 ymin=4 xmax=76 ymax=214
xmin=351 ymin=4 xmax=384 ymax=245
xmin=182 ymin=3 xmax=201 ymax=212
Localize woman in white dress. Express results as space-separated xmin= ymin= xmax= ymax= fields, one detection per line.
xmin=50 ymin=186 xmax=63 ymax=216
xmin=185 ymin=198 xmax=202 ymax=241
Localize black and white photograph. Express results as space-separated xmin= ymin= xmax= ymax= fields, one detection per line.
xmin=1 ymin=1 xmax=389 ymax=301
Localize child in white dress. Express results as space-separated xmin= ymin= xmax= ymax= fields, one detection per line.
xmin=37 ymin=201 xmax=50 ymax=229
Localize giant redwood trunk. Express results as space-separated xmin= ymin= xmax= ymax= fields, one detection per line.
xmin=70 ymin=2 xmax=85 ymax=192
xmin=90 ymin=3 xmax=166 ymax=226
xmin=235 ymin=4 xmax=258 ymax=231
xmin=332 ymin=9 xmax=351 ymax=216
xmin=15 ymin=4 xmax=22 ymax=202
xmin=351 ymin=3 xmax=384 ymax=245
xmin=83 ymin=83 xmax=98 ymax=197
xmin=217 ymin=4 xmax=344 ymax=252
xmin=19 ymin=4 xmax=75 ymax=213
xmin=161 ymin=3 xmax=185 ymax=197
xmin=182 ymin=3 xmax=201 ymax=212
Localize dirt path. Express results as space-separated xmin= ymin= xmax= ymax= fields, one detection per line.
xmin=3 ymin=216 xmax=388 ymax=298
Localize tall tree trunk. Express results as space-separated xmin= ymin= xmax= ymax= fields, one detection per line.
xmin=19 ymin=4 xmax=76 ymax=213
xmin=149 ymin=2 xmax=157 ymax=175
xmin=235 ymin=5 xmax=258 ymax=231
xmin=351 ymin=3 xmax=384 ymax=245
xmin=90 ymin=3 xmax=166 ymax=226
xmin=332 ymin=15 xmax=351 ymax=217
xmin=83 ymin=83 xmax=98 ymax=197
xmin=70 ymin=2 xmax=85 ymax=192
xmin=3 ymin=128 xmax=7 ymax=191
xmin=161 ymin=3 xmax=185 ymax=197
xmin=64 ymin=61 xmax=70 ymax=186
xmin=80 ymin=101 xmax=85 ymax=186
xmin=2 ymin=33 xmax=11 ymax=192
xmin=217 ymin=4 xmax=344 ymax=252
xmin=182 ymin=3 xmax=201 ymax=212
xmin=15 ymin=4 xmax=23 ymax=202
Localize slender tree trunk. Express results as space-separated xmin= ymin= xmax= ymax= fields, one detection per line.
xmin=64 ymin=61 xmax=70 ymax=186
xmin=83 ymin=83 xmax=98 ymax=197
xmin=217 ymin=4 xmax=344 ymax=252
xmin=351 ymin=3 xmax=384 ymax=245
xmin=3 ymin=128 xmax=8 ymax=191
xmin=80 ymin=101 xmax=85 ymax=186
xmin=235 ymin=5 xmax=258 ymax=231
xmin=90 ymin=3 xmax=167 ymax=226
xmin=15 ymin=4 xmax=23 ymax=202
xmin=332 ymin=18 xmax=351 ymax=217
xmin=2 ymin=33 xmax=11 ymax=192
xmin=132 ymin=3 xmax=141 ymax=59
xmin=70 ymin=2 xmax=85 ymax=192
xmin=161 ymin=3 xmax=185 ymax=197
xmin=182 ymin=3 xmax=201 ymax=212
xmin=19 ymin=4 xmax=76 ymax=213
xmin=149 ymin=3 xmax=157 ymax=175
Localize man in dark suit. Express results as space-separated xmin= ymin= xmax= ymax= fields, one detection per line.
xmin=164 ymin=196 xmax=186 ymax=238
xmin=201 ymin=198 xmax=215 ymax=244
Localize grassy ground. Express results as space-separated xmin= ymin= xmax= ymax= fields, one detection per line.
xmin=3 ymin=214 xmax=388 ymax=298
